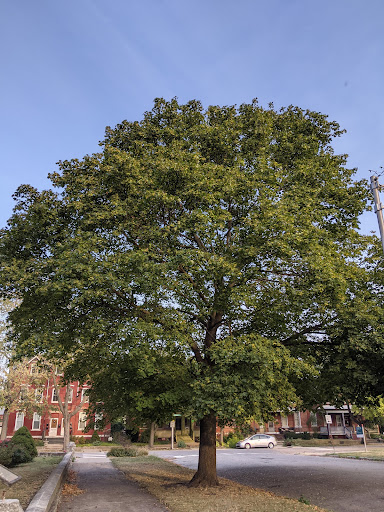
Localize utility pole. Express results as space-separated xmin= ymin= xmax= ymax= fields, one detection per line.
xmin=370 ymin=175 xmax=384 ymax=255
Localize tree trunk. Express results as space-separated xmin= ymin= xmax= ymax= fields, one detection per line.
xmin=1 ymin=410 xmax=9 ymax=441
xmin=149 ymin=422 xmax=156 ymax=448
xmin=188 ymin=412 xmax=218 ymax=487
xmin=63 ymin=413 xmax=70 ymax=452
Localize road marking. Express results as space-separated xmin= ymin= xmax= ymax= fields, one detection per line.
xmin=173 ymin=455 xmax=199 ymax=458
xmin=77 ymin=453 xmax=108 ymax=458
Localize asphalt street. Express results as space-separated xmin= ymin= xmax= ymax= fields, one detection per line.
xmin=151 ymin=447 xmax=384 ymax=512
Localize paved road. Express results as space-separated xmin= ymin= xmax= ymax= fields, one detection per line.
xmin=151 ymin=447 xmax=384 ymax=512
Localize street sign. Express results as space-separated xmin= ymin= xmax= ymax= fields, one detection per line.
xmin=170 ymin=420 xmax=175 ymax=428
xmin=325 ymin=414 xmax=332 ymax=424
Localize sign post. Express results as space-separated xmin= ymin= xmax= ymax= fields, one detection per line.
xmin=170 ymin=420 xmax=175 ymax=450
xmin=325 ymin=414 xmax=335 ymax=453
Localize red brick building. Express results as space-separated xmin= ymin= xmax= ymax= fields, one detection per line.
xmin=1 ymin=357 xmax=109 ymax=441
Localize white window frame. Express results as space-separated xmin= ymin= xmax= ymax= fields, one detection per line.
xmin=294 ymin=411 xmax=302 ymax=428
xmin=32 ymin=413 xmax=41 ymax=431
xmin=281 ymin=415 xmax=289 ymax=428
xmin=310 ymin=412 xmax=318 ymax=427
xmin=94 ymin=412 xmax=103 ymax=426
xmin=68 ymin=387 xmax=73 ymax=403
xmin=52 ymin=388 xmax=59 ymax=403
xmin=78 ymin=412 xmax=87 ymax=431
xmin=15 ymin=412 xmax=24 ymax=430
xmin=81 ymin=389 xmax=89 ymax=403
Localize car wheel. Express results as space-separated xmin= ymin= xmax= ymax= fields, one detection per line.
xmin=268 ymin=442 xmax=275 ymax=449
xmin=245 ymin=443 xmax=251 ymax=449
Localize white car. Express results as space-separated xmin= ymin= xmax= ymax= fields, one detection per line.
xmin=236 ymin=434 xmax=276 ymax=449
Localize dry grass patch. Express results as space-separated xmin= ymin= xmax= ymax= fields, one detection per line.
xmin=111 ymin=456 xmax=328 ymax=512
xmin=0 ymin=456 xmax=62 ymax=509
xmin=329 ymin=448 xmax=384 ymax=461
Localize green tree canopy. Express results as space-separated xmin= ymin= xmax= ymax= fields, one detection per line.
xmin=1 ymin=98 xmax=382 ymax=486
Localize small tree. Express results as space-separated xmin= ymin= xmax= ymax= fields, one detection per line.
xmin=49 ymin=363 xmax=89 ymax=452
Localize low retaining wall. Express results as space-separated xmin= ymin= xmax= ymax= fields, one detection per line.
xmin=25 ymin=451 xmax=72 ymax=512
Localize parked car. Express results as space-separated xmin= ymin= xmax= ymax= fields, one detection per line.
xmin=236 ymin=434 xmax=276 ymax=449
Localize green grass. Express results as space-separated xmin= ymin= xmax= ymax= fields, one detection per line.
xmin=0 ymin=456 xmax=62 ymax=509
xmin=111 ymin=455 xmax=329 ymax=512
xmin=284 ymin=439 xmax=361 ymax=447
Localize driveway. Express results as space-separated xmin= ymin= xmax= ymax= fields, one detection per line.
xmin=151 ymin=446 xmax=384 ymax=512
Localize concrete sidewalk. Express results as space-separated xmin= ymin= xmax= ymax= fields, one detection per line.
xmin=57 ymin=451 xmax=169 ymax=512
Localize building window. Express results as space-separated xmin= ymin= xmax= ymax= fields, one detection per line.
xmin=81 ymin=389 xmax=89 ymax=403
xmin=35 ymin=389 xmax=43 ymax=403
xmin=78 ymin=412 xmax=87 ymax=431
xmin=281 ymin=415 xmax=289 ymax=428
xmin=15 ymin=412 xmax=24 ymax=430
xmin=94 ymin=412 xmax=103 ymax=428
xmin=52 ymin=388 xmax=59 ymax=402
xmin=268 ymin=420 xmax=275 ymax=431
xmin=294 ymin=411 xmax=301 ymax=428
xmin=310 ymin=413 xmax=318 ymax=427
xmin=68 ymin=387 xmax=73 ymax=403
xmin=19 ymin=387 xmax=28 ymax=400
xmin=30 ymin=364 xmax=39 ymax=375
xmin=32 ymin=413 xmax=41 ymax=430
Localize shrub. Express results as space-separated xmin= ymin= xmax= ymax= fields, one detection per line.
xmin=11 ymin=427 xmax=37 ymax=458
xmin=139 ymin=428 xmax=150 ymax=444
xmin=107 ymin=447 xmax=128 ymax=457
xmin=177 ymin=440 xmax=186 ymax=448
xmin=34 ymin=439 xmax=44 ymax=447
xmin=78 ymin=436 xmax=86 ymax=445
xmin=227 ymin=437 xmax=241 ymax=448
xmin=92 ymin=440 xmax=101 ymax=446
xmin=283 ymin=438 xmax=296 ymax=446
xmin=11 ymin=445 xmax=32 ymax=465
xmin=284 ymin=431 xmax=311 ymax=440
xmin=91 ymin=431 xmax=100 ymax=442
xmin=107 ymin=446 xmax=148 ymax=457
xmin=0 ymin=446 xmax=13 ymax=467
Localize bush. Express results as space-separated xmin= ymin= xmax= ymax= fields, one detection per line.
xmin=91 ymin=431 xmax=100 ymax=443
xmin=11 ymin=427 xmax=37 ymax=458
xmin=227 ymin=437 xmax=241 ymax=448
xmin=107 ymin=446 xmax=148 ymax=457
xmin=283 ymin=438 xmax=297 ymax=446
xmin=0 ymin=446 xmax=13 ymax=467
xmin=34 ymin=439 xmax=44 ymax=447
xmin=78 ymin=436 xmax=86 ymax=445
xmin=177 ymin=440 xmax=186 ymax=448
xmin=139 ymin=428 xmax=150 ymax=444
xmin=11 ymin=445 xmax=32 ymax=465
xmin=284 ymin=431 xmax=311 ymax=440
xmin=92 ymin=440 xmax=101 ymax=446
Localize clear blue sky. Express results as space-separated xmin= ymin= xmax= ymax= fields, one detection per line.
xmin=1 ymin=0 xmax=383 ymax=234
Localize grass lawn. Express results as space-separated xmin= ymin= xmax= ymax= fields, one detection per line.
xmin=111 ymin=455 xmax=328 ymax=512
xmin=283 ymin=439 xmax=361 ymax=447
xmin=0 ymin=456 xmax=62 ymax=509
xmin=328 ymin=448 xmax=384 ymax=461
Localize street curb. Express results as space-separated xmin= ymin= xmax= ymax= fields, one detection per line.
xmin=25 ymin=451 xmax=72 ymax=512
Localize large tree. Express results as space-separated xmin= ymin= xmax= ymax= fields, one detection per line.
xmin=0 ymin=98 xmax=381 ymax=486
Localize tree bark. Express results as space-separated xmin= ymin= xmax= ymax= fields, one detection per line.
xmin=188 ymin=412 xmax=219 ymax=487
xmin=63 ymin=413 xmax=70 ymax=452
xmin=149 ymin=422 xmax=156 ymax=448
xmin=1 ymin=410 xmax=9 ymax=441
